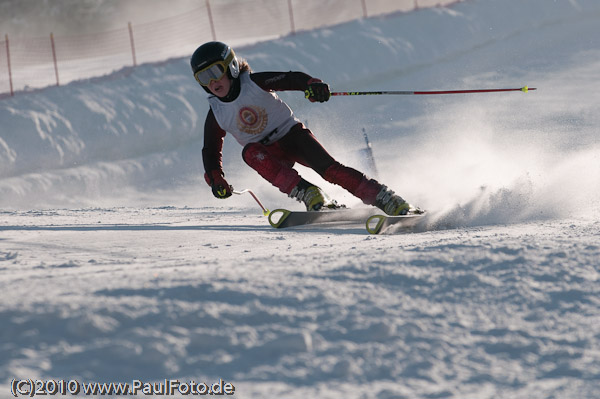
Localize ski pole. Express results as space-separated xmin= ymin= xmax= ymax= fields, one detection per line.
xmin=233 ymin=189 xmax=270 ymax=216
xmin=331 ymin=86 xmax=535 ymax=96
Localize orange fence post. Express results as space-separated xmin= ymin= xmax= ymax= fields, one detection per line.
xmin=50 ymin=33 xmax=60 ymax=86
xmin=206 ymin=0 xmax=217 ymax=41
xmin=128 ymin=22 xmax=137 ymax=67
xmin=287 ymin=0 xmax=296 ymax=35
xmin=5 ymin=34 xmax=14 ymax=96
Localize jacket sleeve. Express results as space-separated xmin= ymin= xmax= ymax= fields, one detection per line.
xmin=202 ymin=109 xmax=226 ymax=176
xmin=250 ymin=71 xmax=314 ymax=92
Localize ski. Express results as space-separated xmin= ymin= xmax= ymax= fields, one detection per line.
xmin=268 ymin=208 xmax=379 ymax=229
xmin=365 ymin=212 xmax=426 ymax=234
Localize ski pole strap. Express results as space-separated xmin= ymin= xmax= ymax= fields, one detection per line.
xmin=331 ymin=86 xmax=536 ymax=96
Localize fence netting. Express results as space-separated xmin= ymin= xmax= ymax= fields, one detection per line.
xmin=0 ymin=0 xmax=463 ymax=97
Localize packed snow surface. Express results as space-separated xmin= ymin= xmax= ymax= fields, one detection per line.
xmin=1 ymin=0 xmax=599 ymax=398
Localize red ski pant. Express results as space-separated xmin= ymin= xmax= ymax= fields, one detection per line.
xmin=241 ymin=123 xmax=382 ymax=205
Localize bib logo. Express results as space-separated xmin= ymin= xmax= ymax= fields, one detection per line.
xmin=237 ymin=106 xmax=268 ymax=135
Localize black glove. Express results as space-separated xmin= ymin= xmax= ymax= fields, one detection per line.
xmin=204 ymin=170 xmax=233 ymax=199
xmin=305 ymin=78 xmax=331 ymax=103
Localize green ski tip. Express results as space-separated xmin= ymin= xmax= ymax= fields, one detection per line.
xmin=366 ymin=215 xmax=386 ymax=234
xmin=268 ymin=209 xmax=292 ymax=228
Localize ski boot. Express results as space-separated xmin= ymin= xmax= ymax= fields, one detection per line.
xmin=290 ymin=179 xmax=344 ymax=211
xmin=374 ymin=185 xmax=421 ymax=215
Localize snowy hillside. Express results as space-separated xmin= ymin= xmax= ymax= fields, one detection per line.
xmin=1 ymin=0 xmax=600 ymax=398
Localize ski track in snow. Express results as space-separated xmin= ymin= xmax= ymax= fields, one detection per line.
xmin=2 ymin=0 xmax=600 ymax=398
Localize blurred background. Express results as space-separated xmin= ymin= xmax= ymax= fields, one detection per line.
xmin=0 ymin=0 xmax=460 ymax=95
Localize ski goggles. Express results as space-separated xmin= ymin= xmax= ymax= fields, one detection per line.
xmin=194 ymin=53 xmax=235 ymax=86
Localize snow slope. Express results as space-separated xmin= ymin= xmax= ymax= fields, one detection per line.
xmin=1 ymin=0 xmax=600 ymax=398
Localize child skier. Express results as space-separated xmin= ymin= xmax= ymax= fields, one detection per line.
xmin=191 ymin=41 xmax=418 ymax=215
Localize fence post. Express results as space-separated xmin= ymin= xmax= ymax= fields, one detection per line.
xmin=50 ymin=33 xmax=60 ymax=86
xmin=128 ymin=22 xmax=137 ymax=66
xmin=206 ymin=0 xmax=217 ymax=41
xmin=361 ymin=0 xmax=368 ymax=18
xmin=5 ymin=34 xmax=14 ymax=96
xmin=287 ymin=0 xmax=296 ymax=34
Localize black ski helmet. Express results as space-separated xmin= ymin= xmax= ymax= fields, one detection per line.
xmin=191 ymin=41 xmax=240 ymax=93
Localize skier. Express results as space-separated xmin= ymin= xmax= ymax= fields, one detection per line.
xmin=191 ymin=41 xmax=418 ymax=215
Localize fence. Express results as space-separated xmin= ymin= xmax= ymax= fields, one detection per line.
xmin=0 ymin=0 xmax=464 ymax=98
